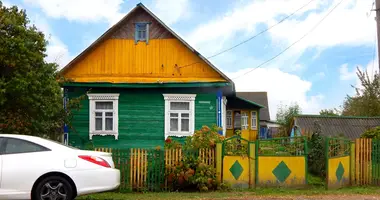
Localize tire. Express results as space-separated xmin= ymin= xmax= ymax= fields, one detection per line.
xmin=32 ymin=175 xmax=74 ymax=200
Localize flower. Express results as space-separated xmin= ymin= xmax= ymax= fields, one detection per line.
xmin=165 ymin=137 xmax=172 ymax=143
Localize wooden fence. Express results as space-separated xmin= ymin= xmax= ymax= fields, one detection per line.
xmin=353 ymin=138 xmax=372 ymax=185
xmin=95 ymin=147 xmax=215 ymax=191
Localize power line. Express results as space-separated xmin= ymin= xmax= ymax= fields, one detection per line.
xmin=232 ymin=0 xmax=345 ymax=80
xmin=178 ymin=0 xmax=317 ymax=69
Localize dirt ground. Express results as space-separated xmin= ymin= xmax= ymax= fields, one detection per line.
xmin=220 ymin=195 xmax=380 ymax=200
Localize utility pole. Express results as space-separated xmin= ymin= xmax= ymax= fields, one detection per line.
xmin=375 ymin=0 xmax=380 ymax=72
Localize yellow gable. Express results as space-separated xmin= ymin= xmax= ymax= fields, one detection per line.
xmin=61 ymin=5 xmax=229 ymax=84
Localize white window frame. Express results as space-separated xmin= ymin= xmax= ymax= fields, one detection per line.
xmin=241 ymin=112 xmax=248 ymax=130
xmin=87 ymin=93 xmax=119 ymax=140
xmin=163 ymin=94 xmax=196 ymax=139
xmin=226 ymin=110 xmax=233 ymax=129
xmin=251 ymin=111 xmax=258 ymax=130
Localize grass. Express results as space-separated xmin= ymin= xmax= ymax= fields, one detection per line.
xmin=77 ymin=186 xmax=380 ymax=200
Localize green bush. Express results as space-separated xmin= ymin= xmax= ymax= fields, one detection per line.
xmin=361 ymin=126 xmax=380 ymax=139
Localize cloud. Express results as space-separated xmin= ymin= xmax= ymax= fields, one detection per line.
xmin=186 ymin=0 xmax=325 ymax=55
xmin=24 ymin=0 xmax=125 ymax=25
xmin=226 ymin=68 xmax=324 ymax=119
xmin=29 ymin=15 xmax=72 ymax=69
xmin=339 ymin=63 xmax=357 ymax=80
xmin=151 ymin=0 xmax=191 ymax=25
xmin=269 ymin=0 xmax=375 ymax=52
xmin=185 ymin=0 xmax=374 ymax=71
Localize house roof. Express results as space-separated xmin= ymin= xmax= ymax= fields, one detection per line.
xmin=293 ymin=115 xmax=380 ymax=140
xmin=236 ymin=92 xmax=270 ymax=121
xmin=59 ymin=3 xmax=233 ymax=86
xmin=226 ymin=96 xmax=265 ymax=110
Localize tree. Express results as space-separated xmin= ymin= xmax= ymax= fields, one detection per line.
xmin=319 ymin=109 xmax=339 ymax=116
xmin=0 ymin=2 xmax=81 ymax=141
xmin=341 ymin=67 xmax=380 ymax=116
xmin=276 ymin=103 xmax=301 ymax=136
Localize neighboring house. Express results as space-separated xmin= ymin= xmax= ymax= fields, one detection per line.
xmin=236 ymin=92 xmax=281 ymax=139
xmin=292 ymin=115 xmax=380 ymax=140
xmin=59 ymin=3 xmax=263 ymax=149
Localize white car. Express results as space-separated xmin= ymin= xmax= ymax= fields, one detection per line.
xmin=0 ymin=134 xmax=120 ymax=200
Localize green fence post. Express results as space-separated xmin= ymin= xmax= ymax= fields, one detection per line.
xmin=249 ymin=142 xmax=255 ymax=188
xmin=325 ymin=137 xmax=329 ymax=190
xmin=304 ymin=136 xmax=308 ymax=185
xmin=216 ymin=142 xmax=222 ymax=183
xmin=350 ymin=142 xmax=355 ymax=185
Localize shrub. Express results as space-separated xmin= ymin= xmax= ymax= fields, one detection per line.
xmin=361 ymin=126 xmax=380 ymax=139
xmin=183 ymin=125 xmax=224 ymax=151
xmin=165 ymin=125 xmax=229 ymax=192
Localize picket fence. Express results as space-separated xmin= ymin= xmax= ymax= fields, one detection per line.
xmin=94 ymin=147 xmax=215 ymax=191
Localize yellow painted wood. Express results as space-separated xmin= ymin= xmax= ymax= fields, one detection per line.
xmin=63 ymin=39 xmax=228 ymax=83
xmin=216 ymin=143 xmax=222 ymax=182
xmin=257 ymin=157 xmax=306 ymax=186
xmin=226 ymin=130 xmax=234 ymax=138
xmin=249 ymin=143 xmax=255 ymax=188
xmin=355 ymin=139 xmax=359 ymax=185
xmin=223 ymin=156 xmax=250 ymax=188
xmin=249 ymin=130 xmax=258 ymax=141
xmin=327 ymin=156 xmax=350 ymax=189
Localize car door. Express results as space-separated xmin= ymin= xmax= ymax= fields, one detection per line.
xmin=0 ymin=137 xmax=52 ymax=200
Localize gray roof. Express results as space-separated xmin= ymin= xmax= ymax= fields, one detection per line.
xmin=236 ymin=92 xmax=270 ymax=121
xmin=293 ymin=115 xmax=380 ymax=140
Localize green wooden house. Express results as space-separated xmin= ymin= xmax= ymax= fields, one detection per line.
xmin=60 ymin=3 xmax=264 ymax=149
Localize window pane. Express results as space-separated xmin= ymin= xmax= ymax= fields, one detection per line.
xmin=170 ymin=113 xmax=178 ymax=117
xmin=95 ymin=118 xmax=102 ymax=130
xmin=5 ymin=138 xmax=48 ymax=154
xmin=96 ymin=102 xmax=113 ymax=109
xmin=95 ymin=112 xmax=102 ymax=117
xmin=170 ymin=102 xmax=189 ymax=110
xmin=181 ymin=113 xmax=189 ymax=118
xmin=105 ymin=112 xmax=113 ymax=117
xmin=170 ymin=118 xmax=178 ymax=131
xmin=181 ymin=119 xmax=189 ymax=132
xmin=234 ymin=112 xmax=241 ymax=128
xmin=105 ymin=118 xmax=113 ymax=130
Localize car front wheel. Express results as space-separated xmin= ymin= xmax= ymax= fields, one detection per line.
xmin=33 ymin=175 xmax=74 ymax=200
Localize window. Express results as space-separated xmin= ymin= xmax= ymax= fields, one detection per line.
xmin=234 ymin=111 xmax=241 ymax=129
xmin=241 ymin=112 xmax=248 ymax=130
xmin=3 ymin=138 xmax=49 ymax=155
xmin=251 ymin=111 xmax=257 ymax=130
xmin=135 ymin=22 xmax=150 ymax=44
xmin=226 ymin=110 xmax=232 ymax=129
xmin=88 ymin=93 xmax=119 ymax=140
xmin=163 ymin=94 xmax=196 ymax=138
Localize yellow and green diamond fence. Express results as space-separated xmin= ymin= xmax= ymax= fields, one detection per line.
xmin=257 ymin=156 xmax=306 ymax=186
xmin=223 ymin=156 xmax=251 ymax=188
xmin=327 ymin=156 xmax=350 ymax=189
xmin=326 ymin=137 xmax=351 ymax=189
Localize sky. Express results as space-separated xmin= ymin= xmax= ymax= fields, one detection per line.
xmin=3 ymin=0 xmax=378 ymax=120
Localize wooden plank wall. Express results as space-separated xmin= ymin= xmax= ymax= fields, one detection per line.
xmin=354 ymin=138 xmax=372 ymax=185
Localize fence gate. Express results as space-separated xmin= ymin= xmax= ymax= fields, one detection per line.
xmin=256 ymin=137 xmax=307 ymax=187
xmin=222 ymin=135 xmax=255 ymax=188
xmin=326 ymin=137 xmax=351 ymax=189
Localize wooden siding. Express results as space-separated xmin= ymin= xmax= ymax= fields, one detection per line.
xmin=62 ymin=38 xmax=226 ymax=83
xmin=67 ymin=88 xmax=217 ymax=149
xmin=111 ymin=7 xmax=173 ymax=39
